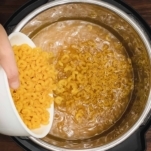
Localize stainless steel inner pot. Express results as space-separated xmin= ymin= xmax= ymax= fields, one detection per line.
xmin=13 ymin=0 xmax=151 ymax=150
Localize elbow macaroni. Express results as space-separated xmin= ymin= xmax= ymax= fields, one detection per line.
xmin=11 ymin=44 xmax=56 ymax=129
xmin=53 ymin=40 xmax=134 ymax=125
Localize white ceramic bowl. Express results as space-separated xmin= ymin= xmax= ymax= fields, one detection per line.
xmin=0 ymin=32 xmax=54 ymax=138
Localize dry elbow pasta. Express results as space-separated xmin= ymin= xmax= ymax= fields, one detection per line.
xmin=11 ymin=44 xmax=56 ymax=129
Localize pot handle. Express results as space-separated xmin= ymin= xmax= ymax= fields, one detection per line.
xmin=4 ymin=0 xmax=49 ymax=34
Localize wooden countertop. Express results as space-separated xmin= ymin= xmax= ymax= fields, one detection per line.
xmin=0 ymin=0 xmax=151 ymax=151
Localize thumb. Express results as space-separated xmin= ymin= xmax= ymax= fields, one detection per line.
xmin=0 ymin=24 xmax=19 ymax=89
xmin=0 ymin=54 xmax=20 ymax=89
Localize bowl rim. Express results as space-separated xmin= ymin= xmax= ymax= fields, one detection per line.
xmin=3 ymin=32 xmax=54 ymax=138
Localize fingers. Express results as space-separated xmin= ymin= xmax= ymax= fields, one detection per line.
xmin=0 ymin=24 xmax=20 ymax=89
xmin=0 ymin=53 xmax=20 ymax=89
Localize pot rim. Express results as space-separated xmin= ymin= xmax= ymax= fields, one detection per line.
xmin=13 ymin=0 xmax=151 ymax=150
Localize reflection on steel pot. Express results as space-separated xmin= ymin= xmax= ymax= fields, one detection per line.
xmin=13 ymin=0 xmax=151 ymax=151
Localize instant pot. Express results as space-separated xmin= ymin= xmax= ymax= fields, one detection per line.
xmin=4 ymin=0 xmax=151 ymax=151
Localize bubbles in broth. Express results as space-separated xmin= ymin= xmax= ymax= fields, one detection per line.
xmin=32 ymin=20 xmax=134 ymax=140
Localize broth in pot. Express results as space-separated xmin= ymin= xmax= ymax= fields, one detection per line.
xmin=32 ymin=20 xmax=134 ymax=140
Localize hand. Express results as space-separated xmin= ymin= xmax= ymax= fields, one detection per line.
xmin=0 ymin=24 xmax=19 ymax=89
